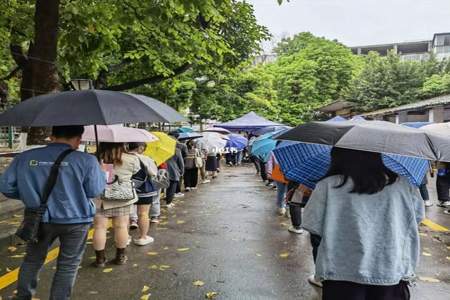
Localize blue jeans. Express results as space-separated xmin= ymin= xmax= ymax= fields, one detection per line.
xmin=275 ymin=181 xmax=287 ymax=208
xmin=17 ymin=223 xmax=90 ymax=300
xmin=150 ymin=190 xmax=161 ymax=217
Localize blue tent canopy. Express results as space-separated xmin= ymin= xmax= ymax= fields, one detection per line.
xmin=215 ymin=112 xmax=282 ymax=132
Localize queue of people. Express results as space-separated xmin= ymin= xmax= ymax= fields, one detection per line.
xmin=0 ymin=125 xmax=223 ymax=300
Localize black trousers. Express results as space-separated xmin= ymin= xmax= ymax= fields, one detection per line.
xmin=259 ymin=160 xmax=267 ymax=181
xmin=289 ymin=203 xmax=302 ymax=228
xmin=419 ymin=183 xmax=429 ymax=201
xmin=166 ymin=180 xmax=178 ymax=204
xmin=322 ymin=280 xmax=410 ymax=300
xmin=436 ymin=175 xmax=450 ymax=201
xmin=310 ymin=233 xmax=321 ymax=263
xmin=184 ymin=168 xmax=198 ymax=188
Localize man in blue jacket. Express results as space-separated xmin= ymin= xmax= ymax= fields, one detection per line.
xmin=0 ymin=125 xmax=105 ymax=300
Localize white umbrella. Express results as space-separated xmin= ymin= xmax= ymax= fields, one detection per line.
xmin=195 ymin=132 xmax=228 ymax=153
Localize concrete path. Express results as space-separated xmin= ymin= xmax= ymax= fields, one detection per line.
xmin=0 ymin=165 xmax=449 ymax=299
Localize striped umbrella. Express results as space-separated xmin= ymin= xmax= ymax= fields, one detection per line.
xmin=273 ymin=142 xmax=429 ymax=189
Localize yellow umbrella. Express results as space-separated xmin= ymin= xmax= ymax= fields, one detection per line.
xmin=144 ymin=131 xmax=177 ymax=166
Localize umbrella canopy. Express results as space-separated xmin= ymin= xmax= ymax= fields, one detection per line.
xmin=277 ymin=120 xmax=450 ymax=161
xmin=402 ymin=122 xmax=432 ymax=129
xmin=144 ymin=132 xmax=176 ymax=166
xmin=203 ymin=127 xmax=231 ymax=135
xmin=253 ymin=125 xmax=291 ymax=136
xmin=226 ymin=134 xmax=248 ymax=151
xmin=0 ymin=90 xmax=187 ymax=126
xmin=215 ymin=111 xmax=282 ymax=131
xmin=251 ymin=133 xmax=278 ymax=163
xmin=273 ymin=142 xmax=429 ymax=189
xmin=195 ymin=132 xmax=228 ymax=153
xmin=176 ymin=127 xmax=194 ymax=133
xmin=82 ymin=125 xmax=158 ymax=143
xmin=177 ymin=132 xmax=203 ymax=141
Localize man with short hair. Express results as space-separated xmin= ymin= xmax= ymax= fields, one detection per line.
xmin=0 ymin=125 xmax=105 ymax=300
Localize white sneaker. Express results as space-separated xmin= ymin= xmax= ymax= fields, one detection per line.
xmin=166 ymin=203 xmax=175 ymax=209
xmin=278 ymin=208 xmax=286 ymax=216
xmin=201 ymin=180 xmax=211 ymax=184
xmin=150 ymin=217 xmax=160 ymax=224
xmin=288 ymin=226 xmax=304 ymax=234
xmin=174 ymin=193 xmax=185 ymax=198
xmin=438 ymin=201 xmax=450 ymax=207
xmin=185 ymin=187 xmax=191 ymax=192
xmin=424 ymin=200 xmax=433 ymax=207
xmin=133 ymin=236 xmax=155 ymax=246
xmin=307 ymin=275 xmax=323 ymax=288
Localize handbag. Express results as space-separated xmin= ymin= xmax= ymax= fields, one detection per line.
xmin=194 ymin=151 xmax=204 ymax=168
xmin=16 ymin=149 xmax=74 ymax=243
xmin=152 ymin=169 xmax=170 ymax=189
xmin=102 ymin=175 xmax=136 ymax=201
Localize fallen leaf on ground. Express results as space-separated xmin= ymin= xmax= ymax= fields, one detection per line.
xmin=147 ymin=252 xmax=159 ymax=256
xmin=418 ymin=276 xmax=440 ymax=283
xmin=103 ymin=268 xmax=113 ymax=273
xmin=177 ymin=247 xmax=190 ymax=252
xmin=446 ymin=256 xmax=450 ymax=261
xmin=149 ymin=265 xmax=158 ymax=270
xmin=140 ymin=294 xmax=151 ymax=300
xmin=176 ymin=220 xmax=186 ymax=224
xmin=256 ymin=253 xmax=262 ymax=257
xmin=88 ymin=256 xmax=96 ymax=260
xmin=133 ymin=264 xmax=138 ymax=267
xmin=88 ymin=291 xmax=99 ymax=295
xmin=159 ymin=265 xmax=171 ymax=271
xmin=10 ymin=254 xmax=24 ymax=258
xmin=422 ymin=252 xmax=432 ymax=257
xmin=7 ymin=246 xmax=17 ymax=253
xmin=279 ymin=252 xmax=289 ymax=258
xmin=193 ymin=280 xmax=205 ymax=287
xmin=163 ymin=246 xmax=169 ymax=250
xmin=6 ymin=267 xmax=12 ymax=272
xmin=419 ymin=233 xmax=427 ymax=237
xmin=205 ymin=291 xmax=219 ymax=299
xmin=142 ymin=285 xmax=150 ymax=293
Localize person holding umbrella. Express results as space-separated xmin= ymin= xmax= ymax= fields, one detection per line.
xmin=93 ymin=142 xmax=141 ymax=266
xmin=302 ymin=147 xmax=423 ymax=299
xmin=0 ymin=126 xmax=105 ymax=300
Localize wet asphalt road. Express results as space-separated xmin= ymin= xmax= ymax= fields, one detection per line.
xmin=0 ymin=165 xmax=449 ymax=299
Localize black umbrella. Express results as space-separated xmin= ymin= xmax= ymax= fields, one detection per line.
xmin=277 ymin=120 xmax=450 ymax=161
xmin=0 ymin=90 xmax=187 ymax=126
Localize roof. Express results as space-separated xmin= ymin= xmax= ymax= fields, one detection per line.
xmin=318 ymin=100 xmax=354 ymax=113
xmin=363 ymin=94 xmax=450 ymax=116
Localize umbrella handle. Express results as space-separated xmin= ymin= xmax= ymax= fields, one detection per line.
xmin=94 ymin=125 xmax=100 ymax=160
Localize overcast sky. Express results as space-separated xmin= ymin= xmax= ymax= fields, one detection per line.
xmin=248 ymin=0 xmax=450 ymax=51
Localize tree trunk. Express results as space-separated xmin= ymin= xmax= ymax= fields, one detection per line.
xmin=21 ymin=0 xmax=60 ymax=144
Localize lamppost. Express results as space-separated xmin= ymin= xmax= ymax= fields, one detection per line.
xmin=70 ymin=79 xmax=94 ymax=90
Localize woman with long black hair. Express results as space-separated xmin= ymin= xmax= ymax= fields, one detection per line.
xmin=303 ymin=147 xmax=423 ymax=300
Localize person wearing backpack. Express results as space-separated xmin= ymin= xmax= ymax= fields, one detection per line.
xmin=128 ymin=143 xmax=158 ymax=246
xmin=0 ymin=125 xmax=105 ymax=300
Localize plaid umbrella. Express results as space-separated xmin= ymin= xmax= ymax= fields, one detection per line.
xmin=273 ymin=143 xmax=429 ymax=189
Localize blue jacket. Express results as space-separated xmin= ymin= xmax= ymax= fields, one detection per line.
xmin=0 ymin=143 xmax=105 ymax=224
xmin=303 ymin=176 xmax=424 ymax=285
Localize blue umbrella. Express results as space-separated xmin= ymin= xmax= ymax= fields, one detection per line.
xmin=226 ymin=134 xmax=248 ymax=151
xmin=251 ymin=129 xmax=291 ymax=162
xmin=273 ymin=143 xmax=429 ymax=189
xmin=402 ymin=122 xmax=432 ymax=129
xmin=177 ymin=126 xmax=194 ymax=133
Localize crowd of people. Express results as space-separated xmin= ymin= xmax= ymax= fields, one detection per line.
xmin=0 ymin=125 xmax=228 ymax=300
xmin=0 ymin=122 xmax=447 ymax=300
